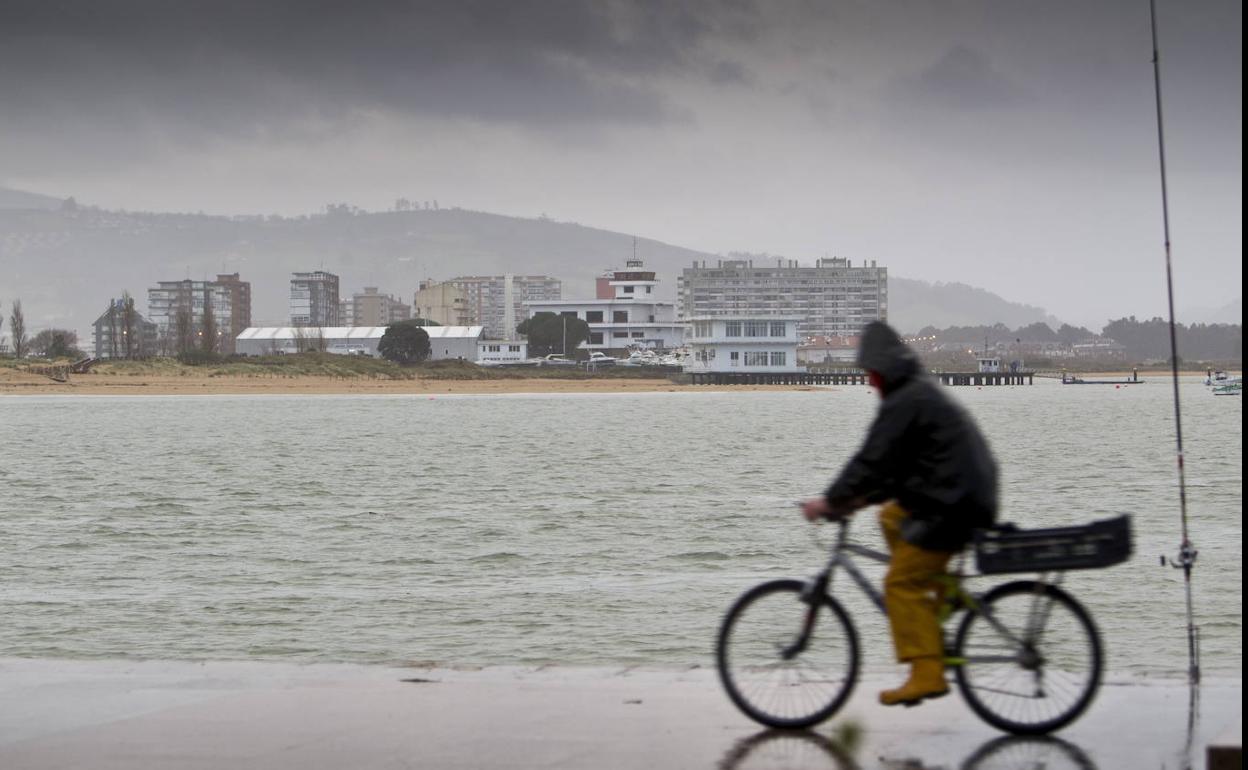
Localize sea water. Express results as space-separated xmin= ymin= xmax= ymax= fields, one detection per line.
xmin=0 ymin=378 xmax=1240 ymax=676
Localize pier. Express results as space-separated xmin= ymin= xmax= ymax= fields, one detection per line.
xmin=689 ymin=371 xmax=868 ymax=386
xmin=688 ymin=370 xmax=1033 ymax=386
xmin=934 ymin=371 xmax=1035 ymax=386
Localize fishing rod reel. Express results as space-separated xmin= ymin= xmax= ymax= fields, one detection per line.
xmin=1159 ymin=540 xmax=1198 ymax=571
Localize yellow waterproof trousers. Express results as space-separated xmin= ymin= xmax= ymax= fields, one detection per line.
xmin=879 ymin=502 xmax=955 ymax=662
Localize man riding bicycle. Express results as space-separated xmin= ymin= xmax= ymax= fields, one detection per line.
xmin=802 ymin=321 xmax=998 ymax=707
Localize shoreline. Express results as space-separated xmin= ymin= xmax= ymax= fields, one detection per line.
xmin=0 ymin=371 xmax=821 ymax=396
xmin=1 ymin=368 xmax=1225 ymax=396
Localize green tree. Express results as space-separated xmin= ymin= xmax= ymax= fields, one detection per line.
xmin=517 ymin=312 xmax=589 ymax=357
xmin=378 ymin=321 xmax=431 ymax=365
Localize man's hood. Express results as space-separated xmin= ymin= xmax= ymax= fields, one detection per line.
xmin=856 ymin=322 xmax=920 ymax=387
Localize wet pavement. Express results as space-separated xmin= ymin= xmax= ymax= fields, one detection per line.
xmin=0 ymin=658 xmax=1239 ymax=769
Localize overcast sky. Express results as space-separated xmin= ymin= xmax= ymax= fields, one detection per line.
xmin=1 ymin=0 xmax=1240 ymax=327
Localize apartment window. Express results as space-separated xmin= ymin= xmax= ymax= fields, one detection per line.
xmin=631 ymin=332 xmax=645 ymax=338
xmin=623 ymin=285 xmax=635 ymax=293
xmin=613 ymin=311 xmax=629 ymax=323
xmin=770 ymin=322 xmax=787 ymax=337
xmin=612 ymin=331 xmax=629 ymax=339
xmin=725 ymin=322 xmax=742 ymax=337
xmin=693 ymin=321 xmax=712 ymax=338
xmin=586 ymin=311 xmax=604 ymax=323
xmin=508 ymin=345 xmax=521 ymax=352
xmin=730 ymin=351 xmax=740 ymax=366
xmin=589 ymin=332 xmax=604 ymax=344
xmin=744 ymin=351 xmax=769 ymax=366
xmin=770 ymin=352 xmax=786 ymax=366
xmin=744 ymin=321 xmax=768 ymax=337
xmin=560 ymin=311 xmax=578 ymax=318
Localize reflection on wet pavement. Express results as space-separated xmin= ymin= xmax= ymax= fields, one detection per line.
xmin=718 ymin=729 xmax=1100 ymax=770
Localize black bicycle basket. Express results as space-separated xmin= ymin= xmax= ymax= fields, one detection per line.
xmin=974 ymin=514 xmax=1132 ymax=574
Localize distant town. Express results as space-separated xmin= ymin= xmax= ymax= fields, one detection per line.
xmin=0 ymin=255 xmax=1241 ymax=373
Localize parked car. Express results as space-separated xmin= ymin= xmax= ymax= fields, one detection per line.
xmin=585 ymin=351 xmax=616 ymax=367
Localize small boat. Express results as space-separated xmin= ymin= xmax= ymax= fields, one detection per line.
xmin=619 ymin=349 xmax=660 ymax=367
xmin=1212 ymin=378 xmax=1241 ymax=396
xmin=1204 ymin=370 xmax=1231 ymax=386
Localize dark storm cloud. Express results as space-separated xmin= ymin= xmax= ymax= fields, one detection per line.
xmin=0 ymin=0 xmax=759 ymax=147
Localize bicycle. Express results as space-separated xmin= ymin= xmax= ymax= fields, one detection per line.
xmin=716 ymin=514 xmax=1131 ymax=735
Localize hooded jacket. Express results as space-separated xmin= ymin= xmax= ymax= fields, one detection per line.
xmin=825 ymin=322 xmax=999 ymax=551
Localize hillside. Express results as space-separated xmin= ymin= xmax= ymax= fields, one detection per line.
xmin=2 ymin=200 xmax=1059 ymax=337
xmin=0 ymin=186 xmax=64 ymax=211
xmin=888 ymin=278 xmax=1057 ymax=333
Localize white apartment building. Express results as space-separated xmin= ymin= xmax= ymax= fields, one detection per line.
xmin=683 ymin=316 xmax=804 ymax=373
xmin=678 ymin=257 xmax=887 ymax=339
xmin=449 ymin=274 xmax=562 ymax=339
xmin=524 ymin=260 xmax=685 ymax=353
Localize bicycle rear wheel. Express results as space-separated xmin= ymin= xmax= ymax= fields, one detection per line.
xmin=716 ymin=579 xmax=859 ymax=729
xmin=953 ymin=580 xmax=1102 ymax=735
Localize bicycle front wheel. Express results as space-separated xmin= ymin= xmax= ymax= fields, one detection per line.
xmin=716 ymin=579 xmax=859 ymax=729
xmin=954 ymin=581 xmax=1102 ymax=735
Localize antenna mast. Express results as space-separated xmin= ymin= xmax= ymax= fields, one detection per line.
xmin=1149 ymin=0 xmax=1199 ymax=685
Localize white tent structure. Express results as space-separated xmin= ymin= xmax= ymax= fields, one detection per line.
xmin=235 ymin=326 xmax=484 ymax=360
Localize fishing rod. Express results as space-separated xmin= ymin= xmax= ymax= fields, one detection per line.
xmin=1148 ymin=0 xmax=1199 ymax=686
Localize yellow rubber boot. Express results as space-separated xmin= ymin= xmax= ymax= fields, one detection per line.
xmin=879 ymin=657 xmax=949 ymax=707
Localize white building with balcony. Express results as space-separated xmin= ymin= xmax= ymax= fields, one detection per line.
xmin=524 ymin=260 xmax=685 ymax=353
xmin=683 ymin=316 xmax=804 ymax=373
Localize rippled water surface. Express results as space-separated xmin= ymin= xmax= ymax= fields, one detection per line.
xmin=1 ymin=379 xmax=1240 ymax=676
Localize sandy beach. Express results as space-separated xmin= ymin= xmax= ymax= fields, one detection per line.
xmin=0 ymin=368 xmax=819 ymax=396
xmin=3 ymin=363 xmax=1221 ymax=397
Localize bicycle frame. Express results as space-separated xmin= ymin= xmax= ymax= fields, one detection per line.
xmin=792 ymin=519 xmax=1061 ymax=666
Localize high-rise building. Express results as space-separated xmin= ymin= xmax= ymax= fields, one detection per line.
xmin=414 ymin=280 xmax=472 ymax=327
xmin=290 ymin=271 xmax=340 ymax=327
xmin=147 ymin=273 xmax=252 ymax=354
xmin=341 ymin=287 xmax=411 ymax=326
xmin=214 ymin=273 xmax=252 ymax=349
xmin=677 ymin=257 xmax=887 ymax=339
xmin=448 ymin=275 xmax=562 ymax=339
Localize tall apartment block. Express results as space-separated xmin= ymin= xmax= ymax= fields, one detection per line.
xmin=290 ymin=271 xmax=340 ymax=327
xmin=448 ymin=275 xmax=562 ymax=339
xmin=414 ymin=280 xmax=472 ymax=327
xmin=339 ymin=287 xmax=411 ymax=326
xmin=147 ymin=273 xmax=252 ymax=353
xmin=677 ymin=258 xmax=887 ymax=339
